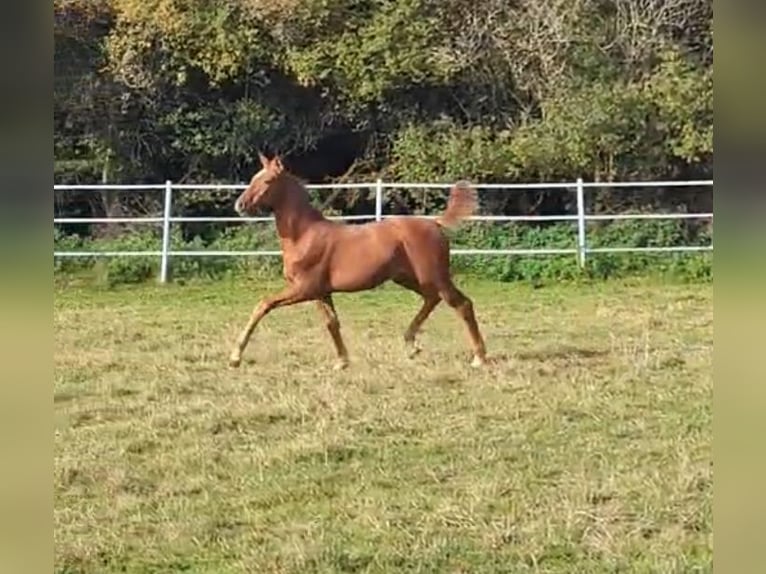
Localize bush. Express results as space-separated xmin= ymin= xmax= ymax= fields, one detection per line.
xmin=54 ymin=218 xmax=712 ymax=287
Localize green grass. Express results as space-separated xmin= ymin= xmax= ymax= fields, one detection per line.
xmin=54 ymin=276 xmax=712 ymax=573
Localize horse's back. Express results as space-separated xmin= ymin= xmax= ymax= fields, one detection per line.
xmin=323 ymin=221 xmax=405 ymax=291
xmin=385 ymin=215 xmax=445 ymax=237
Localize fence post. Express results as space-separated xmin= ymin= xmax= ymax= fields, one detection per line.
xmin=374 ymin=179 xmax=383 ymax=222
xmin=159 ymin=179 xmax=173 ymax=283
xmin=576 ymin=177 xmax=587 ymax=268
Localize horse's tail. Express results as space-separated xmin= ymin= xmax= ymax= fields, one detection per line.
xmin=436 ymin=181 xmax=478 ymax=229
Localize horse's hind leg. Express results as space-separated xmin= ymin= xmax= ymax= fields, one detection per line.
xmin=403 ymin=296 xmax=440 ymax=358
xmin=316 ymin=295 xmax=349 ymax=370
xmin=438 ymin=280 xmax=487 ymax=367
xmin=393 ymin=276 xmax=440 ymax=358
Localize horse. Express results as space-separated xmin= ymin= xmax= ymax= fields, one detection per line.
xmin=228 ymin=152 xmax=487 ymax=370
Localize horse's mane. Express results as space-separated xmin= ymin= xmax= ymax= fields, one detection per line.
xmin=279 ymin=171 xmax=324 ymax=220
xmin=282 ymin=171 xmax=309 ymax=191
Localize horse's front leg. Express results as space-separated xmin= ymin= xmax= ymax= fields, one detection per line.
xmin=229 ymin=284 xmax=312 ymax=367
xmin=316 ymin=295 xmax=350 ymax=370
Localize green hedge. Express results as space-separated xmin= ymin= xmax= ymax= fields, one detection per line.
xmin=448 ymin=219 xmax=712 ymax=283
xmin=54 ymin=219 xmax=712 ymax=287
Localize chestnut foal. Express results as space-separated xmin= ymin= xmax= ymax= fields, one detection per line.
xmin=228 ymin=153 xmax=487 ymax=370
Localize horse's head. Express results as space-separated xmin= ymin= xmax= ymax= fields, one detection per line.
xmin=234 ymin=152 xmax=285 ymax=215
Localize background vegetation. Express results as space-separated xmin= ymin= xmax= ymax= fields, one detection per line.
xmin=54 ymin=0 xmax=713 ymax=284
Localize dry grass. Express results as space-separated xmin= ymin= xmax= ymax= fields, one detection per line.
xmin=54 ymin=277 xmax=712 ymax=573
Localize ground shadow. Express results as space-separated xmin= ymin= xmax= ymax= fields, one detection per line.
xmin=514 ymin=345 xmax=609 ymax=362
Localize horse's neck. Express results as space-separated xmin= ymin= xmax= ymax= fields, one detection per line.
xmin=272 ymin=184 xmax=324 ymax=242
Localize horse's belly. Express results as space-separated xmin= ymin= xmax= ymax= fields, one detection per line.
xmin=328 ymin=236 xmax=399 ymax=291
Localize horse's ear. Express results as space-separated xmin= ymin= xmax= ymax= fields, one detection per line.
xmin=272 ymin=155 xmax=284 ymax=173
xmin=258 ymin=151 xmax=269 ymax=168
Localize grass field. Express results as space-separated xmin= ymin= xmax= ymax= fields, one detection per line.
xmin=54 ymin=276 xmax=712 ymax=573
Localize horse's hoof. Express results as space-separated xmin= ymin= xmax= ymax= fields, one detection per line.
xmin=470 ymin=355 xmax=486 ymax=368
xmin=333 ymin=359 xmax=349 ymax=371
xmin=405 ymin=343 xmax=421 ymax=359
xmin=228 ymin=355 xmax=242 ymax=368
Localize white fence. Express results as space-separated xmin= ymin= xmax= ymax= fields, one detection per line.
xmin=53 ymin=179 xmax=713 ymax=283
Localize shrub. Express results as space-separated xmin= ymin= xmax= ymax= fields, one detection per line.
xmin=54 ymin=218 xmax=712 ymax=287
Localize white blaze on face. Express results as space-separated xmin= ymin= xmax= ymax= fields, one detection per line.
xmin=235 ymin=168 xmax=267 ymax=215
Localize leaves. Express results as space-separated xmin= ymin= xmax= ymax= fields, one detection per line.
xmin=55 ymin=0 xmax=713 ymax=202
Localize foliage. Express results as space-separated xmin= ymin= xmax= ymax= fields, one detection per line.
xmin=54 ymin=0 xmax=713 ymax=281
xmin=54 ymin=218 xmax=712 ymax=287
xmin=54 ymin=0 xmax=713 ymax=191
xmin=389 ymin=47 xmax=713 ymax=185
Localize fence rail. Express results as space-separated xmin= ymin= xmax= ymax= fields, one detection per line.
xmin=53 ymin=178 xmax=714 ymax=283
